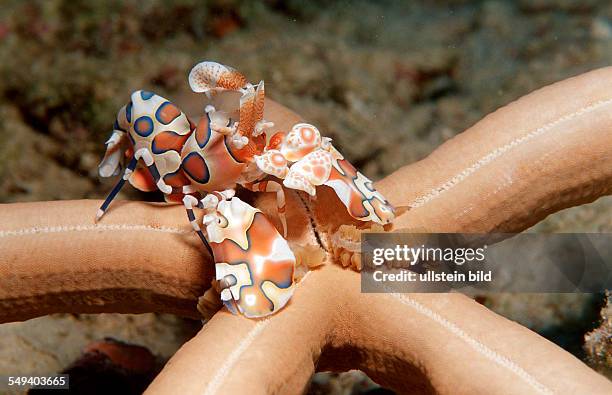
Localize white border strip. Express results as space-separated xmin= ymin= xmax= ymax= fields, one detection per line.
xmin=390 ymin=293 xmax=553 ymax=395
xmin=201 ymin=272 xmax=312 ymax=395
xmin=409 ymin=98 xmax=612 ymax=208
xmin=0 ymin=224 xmax=189 ymax=238
xmin=202 ymin=319 xmax=271 ymax=395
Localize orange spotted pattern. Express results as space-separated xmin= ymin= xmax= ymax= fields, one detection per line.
xmin=298 ymin=125 xmax=316 ymax=143
xmin=211 ymin=213 xmax=295 ymax=316
xmin=182 ymin=116 xmax=246 ymax=191
xmin=327 ymin=159 xmax=369 ymax=219
xmin=237 ymin=83 xmax=265 ymax=138
xmin=182 ymin=153 xmax=210 ymax=184
xmin=153 ymin=131 xmax=191 ymax=153
xmin=163 ymin=171 xmax=191 ymax=187
xmin=157 ymin=103 xmax=181 ymax=124
xmin=217 ymin=71 xmax=248 ymax=90
xmin=229 ymin=133 xmax=266 ymax=162
xmin=267 ymin=132 xmax=285 ymax=150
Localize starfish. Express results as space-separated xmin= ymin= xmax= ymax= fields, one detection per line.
xmin=1 ymin=68 xmax=612 ymax=394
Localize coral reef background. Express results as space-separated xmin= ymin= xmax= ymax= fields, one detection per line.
xmin=0 ymin=0 xmax=610 ymax=392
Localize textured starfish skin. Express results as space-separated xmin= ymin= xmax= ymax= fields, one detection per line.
xmin=2 ymin=69 xmax=612 ymax=394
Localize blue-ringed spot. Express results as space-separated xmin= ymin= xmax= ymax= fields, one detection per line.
xmin=134 ymin=116 xmax=154 ymax=137
xmin=182 ymin=152 xmax=210 ymax=184
xmin=126 ymin=101 xmax=133 ymax=123
xmin=152 ymin=130 xmax=190 ymax=154
xmin=140 ymin=90 xmax=155 ymax=100
xmin=155 ymin=102 xmax=181 ymax=125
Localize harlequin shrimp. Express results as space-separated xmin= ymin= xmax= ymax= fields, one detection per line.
xmin=96 ymin=60 xmax=396 ymax=318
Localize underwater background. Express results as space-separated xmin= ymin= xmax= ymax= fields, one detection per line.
xmin=0 ymin=0 xmax=610 ymax=393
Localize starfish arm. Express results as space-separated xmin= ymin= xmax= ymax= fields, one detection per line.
xmin=0 ymin=200 xmax=213 ymax=323
xmin=147 ymin=267 xmax=337 ymax=395
xmin=345 ymin=272 xmax=612 ymax=394
xmin=378 ymin=67 xmax=612 ymax=233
